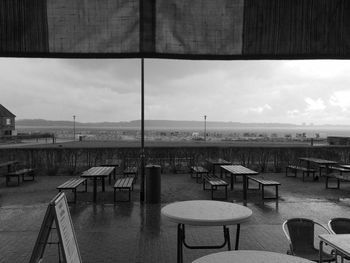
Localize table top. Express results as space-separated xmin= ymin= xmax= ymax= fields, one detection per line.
xmin=206 ymin=158 xmax=231 ymax=165
xmin=319 ymin=234 xmax=350 ymax=258
xmin=81 ymin=166 xmax=115 ymax=177
xmin=220 ymin=165 xmax=258 ymax=175
xmin=192 ymin=250 xmax=314 ymax=263
xmin=298 ymin=157 xmax=338 ymax=165
xmin=0 ymin=160 xmax=18 ymax=168
xmin=161 ymin=200 xmax=252 ymax=226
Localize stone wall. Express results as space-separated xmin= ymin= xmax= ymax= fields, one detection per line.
xmin=1 ymin=145 xmax=350 ymax=176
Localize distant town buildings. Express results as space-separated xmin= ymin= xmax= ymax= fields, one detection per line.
xmin=0 ymin=104 xmax=16 ymax=136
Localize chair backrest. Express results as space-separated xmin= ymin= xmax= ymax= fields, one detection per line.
xmin=328 ymin=218 xmax=350 ymax=234
xmin=283 ymin=218 xmax=316 ymax=252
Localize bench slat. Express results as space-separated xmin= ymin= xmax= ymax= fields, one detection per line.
xmin=327 ymin=173 xmax=350 ymax=181
xmin=203 ymin=175 xmax=228 ymax=186
xmin=287 ymin=165 xmax=315 ymax=172
xmin=191 ymin=166 xmax=208 ymax=173
xmin=114 ymin=177 xmax=134 ymax=188
xmin=329 ymin=166 xmax=350 ymax=172
xmin=57 ymin=178 xmax=86 ymax=189
xmin=248 ymin=176 xmax=280 ymax=199
xmin=248 ymin=177 xmax=280 ymax=185
xmin=7 ymin=168 xmax=34 ymax=176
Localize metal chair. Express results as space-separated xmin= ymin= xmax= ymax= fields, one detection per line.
xmin=328 ymin=217 xmax=350 ymax=234
xmin=282 ymin=218 xmax=335 ymax=262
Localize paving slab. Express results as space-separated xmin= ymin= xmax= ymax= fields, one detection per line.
xmin=1 ymin=172 xmax=350 ymax=262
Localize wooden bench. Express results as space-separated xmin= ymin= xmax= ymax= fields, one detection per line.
xmin=57 ymin=178 xmax=87 ymax=203
xmin=174 ymin=157 xmax=193 ymax=174
xmin=325 ymin=173 xmax=350 ymax=189
xmin=320 ymin=165 xmax=350 ymax=177
xmin=123 ymin=167 xmax=138 ymax=182
xmin=203 ymin=175 xmax=228 ymax=200
xmin=114 ymin=177 xmax=135 ymax=202
xmin=285 ymin=165 xmax=316 ymax=181
xmin=6 ymin=168 xmax=35 ymax=186
xmin=247 ymin=176 xmax=281 ymax=199
xmin=190 ymin=166 xmax=208 ymax=183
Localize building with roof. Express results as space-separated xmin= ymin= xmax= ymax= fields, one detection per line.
xmin=0 ymin=104 xmax=16 ymax=136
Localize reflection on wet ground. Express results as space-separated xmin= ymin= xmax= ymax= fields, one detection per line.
xmin=1 ymin=172 xmax=350 ymax=262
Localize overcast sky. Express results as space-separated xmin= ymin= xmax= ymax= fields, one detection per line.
xmin=1 ymin=58 xmax=350 ymax=125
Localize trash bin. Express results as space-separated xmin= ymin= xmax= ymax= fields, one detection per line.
xmin=146 ymin=165 xmax=161 ymax=204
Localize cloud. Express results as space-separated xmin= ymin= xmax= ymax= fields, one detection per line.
xmin=1 ymin=58 xmax=350 ymax=124
xmin=329 ymin=90 xmax=350 ymax=112
xmin=283 ymin=60 xmax=350 ymax=79
xmin=287 ymin=109 xmax=300 ymax=117
xmin=305 ymin=97 xmax=326 ymax=111
xmin=248 ymin=104 xmax=272 ymax=114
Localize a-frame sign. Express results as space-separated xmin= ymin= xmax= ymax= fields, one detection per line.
xmin=29 ymin=192 xmax=82 ymax=263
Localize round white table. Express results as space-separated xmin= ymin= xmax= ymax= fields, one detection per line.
xmin=161 ymin=200 xmax=252 ymax=263
xmin=192 ymin=250 xmax=314 ymax=263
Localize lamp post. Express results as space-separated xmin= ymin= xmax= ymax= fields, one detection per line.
xmin=73 ymin=115 xmax=76 ymax=141
xmin=204 ymin=115 xmax=207 ymax=141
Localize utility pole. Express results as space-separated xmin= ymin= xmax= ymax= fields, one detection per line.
xmin=140 ymin=58 xmax=145 ymax=202
xmin=204 ymin=115 xmax=207 ymax=141
xmin=73 ymin=115 xmax=76 ymax=141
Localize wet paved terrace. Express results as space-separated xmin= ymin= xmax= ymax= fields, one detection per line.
xmin=1 ymin=171 xmax=350 ymax=263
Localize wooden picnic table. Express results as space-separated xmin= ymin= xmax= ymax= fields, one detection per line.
xmin=206 ymin=158 xmax=232 ymax=175
xmin=0 ymin=160 xmax=18 ymax=173
xmin=220 ymin=165 xmax=258 ymax=200
xmin=298 ymin=157 xmax=338 ymax=179
xmin=81 ymin=166 xmax=114 ymax=202
xmin=100 ymin=161 xmax=121 ymax=184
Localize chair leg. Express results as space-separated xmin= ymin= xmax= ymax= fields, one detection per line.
xmin=262 ymin=185 xmax=264 ymax=199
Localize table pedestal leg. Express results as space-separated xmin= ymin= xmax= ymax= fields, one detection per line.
xmin=225 ymin=226 xmax=231 ymax=250
xmin=235 ymin=224 xmax=240 ymax=250
xmin=243 ymin=176 xmax=247 ymax=200
xmin=93 ymin=178 xmax=97 ymax=202
xmin=177 ymin=224 xmax=183 ymax=263
xmin=177 ymin=224 xmax=232 ymax=263
xmin=231 ymin=174 xmax=234 ymax=190
xmin=102 ymin=177 xmax=105 ymax=192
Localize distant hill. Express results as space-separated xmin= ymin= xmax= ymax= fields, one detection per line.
xmin=16 ymin=118 xmax=305 ymax=129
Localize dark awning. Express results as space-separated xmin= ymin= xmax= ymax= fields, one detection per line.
xmin=1 ymin=0 xmax=349 ymax=59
